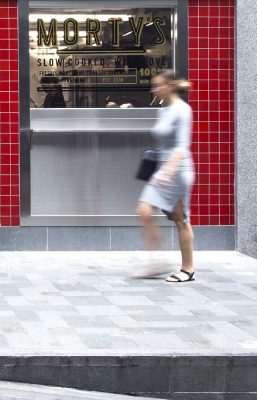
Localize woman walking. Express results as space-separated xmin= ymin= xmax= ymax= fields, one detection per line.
xmin=136 ymin=69 xmax=195 ymax=282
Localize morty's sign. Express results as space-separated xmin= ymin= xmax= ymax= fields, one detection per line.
xmin=37 ymin=16 xmax=166 ymax=52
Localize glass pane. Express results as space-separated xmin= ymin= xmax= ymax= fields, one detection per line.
xmin=29 ymin=7 xmax=176 ymax=108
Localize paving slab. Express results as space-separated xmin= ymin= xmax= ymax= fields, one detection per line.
xmin=0 ymin=252 xmax=257 ymax=398
xmin=0 ymin=251 xmax=255 ymax=354
xmin=0 ymin=381 xmax=157 ymax=399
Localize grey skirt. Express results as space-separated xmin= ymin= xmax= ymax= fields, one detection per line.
xmin=138 ymin=169 xmax=195 ymax=223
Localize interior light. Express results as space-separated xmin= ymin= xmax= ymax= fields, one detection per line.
xmin=122 ymin=31 xmax=133 ymax=37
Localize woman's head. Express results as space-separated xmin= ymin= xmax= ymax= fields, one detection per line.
xmin=151 ymin=69 xmax=191 ymax=100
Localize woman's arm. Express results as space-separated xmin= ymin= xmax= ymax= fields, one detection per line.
xmin=152 ymin=107 xmax=192 ymax=185
xmin=153 ymin=151 xmax=185 ymax=184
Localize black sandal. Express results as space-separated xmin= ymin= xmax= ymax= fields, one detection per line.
xmin=165 ymin=269 xmax=195 ymax=283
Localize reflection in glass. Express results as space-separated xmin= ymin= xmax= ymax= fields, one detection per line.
xmin=29 ymin=7 xmax=176 ymax=108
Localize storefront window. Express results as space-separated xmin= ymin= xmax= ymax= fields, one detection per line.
xmin=29 ymin=6 xmax=176 ymax=108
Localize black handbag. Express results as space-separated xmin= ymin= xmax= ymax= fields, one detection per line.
xmin=136 ymin=149 xmax=159 ymax=181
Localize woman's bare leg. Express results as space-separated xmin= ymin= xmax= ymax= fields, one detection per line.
xmin=136 ymin=202 xmax=164 ymax=250
xmin=134 ymin=202 xmax=169 ymax=277
xmin=175 ymin=220 xmax=194 ymax=272
xmin=165 ymin=200 xmax=194 ymax=282
xmin=173 ymin=200 xmax=194 ymax=272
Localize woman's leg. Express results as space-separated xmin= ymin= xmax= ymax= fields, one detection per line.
xmin=133 ymin=202 xmax=170 ymax=277
xmin=136 ymin=202 xmax=164 ymax=250
xmin=173 ymin=200 xmax=194 ymax=272
xmin=165 ymin=200 xmax=194 ymax=282
xmin=175 ymin=220 xmax=194 ymax=272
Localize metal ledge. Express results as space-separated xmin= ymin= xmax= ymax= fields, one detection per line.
xmin=31 ymin=108 xmax=158 ymax=133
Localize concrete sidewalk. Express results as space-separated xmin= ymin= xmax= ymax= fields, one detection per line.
xmin=0 ymin=251 xmax=256 ymax=399
xmin=0 ymin=381 xmax=158 ymax=399
xmin=0 ymin=251 xmax=256 ymax=354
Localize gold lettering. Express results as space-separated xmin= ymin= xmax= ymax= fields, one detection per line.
xmin=153 ymin=18 xmax=166 ymax=45
xmin=37 ymin=19 xmax=57 ymax=46
xmin=86 ymin=19 xmax=101 ymax=46
xmin=64 ymin=18 xmax=78 ymax=45
xmin=108 ymin=18 xmax=123 ymax=47
xmin=129 ymin=17 xmax=144 ymax=47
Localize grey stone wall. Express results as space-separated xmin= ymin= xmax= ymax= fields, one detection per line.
xmin=236 ymin=0 xmax=257 ymax=258
xmin=0 ymin=227 xmax=234 ymax=251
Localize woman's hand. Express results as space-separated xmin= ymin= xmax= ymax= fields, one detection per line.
xmin=151 ymin=169 xmax=173 ymax=187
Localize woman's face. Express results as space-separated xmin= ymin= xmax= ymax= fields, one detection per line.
xmin=151 ymin=75 xmax=172 ymax=99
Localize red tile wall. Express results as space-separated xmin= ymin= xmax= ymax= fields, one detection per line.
xmin=0 ymin=0 xmax=19 ymax=226
xmin=188 ymin=0 xmax=235 ymax=225
xmin=0 ymin=0 xmax=234 ymax=226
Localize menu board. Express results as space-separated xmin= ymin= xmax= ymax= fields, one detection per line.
xmin=29 ymin=7 xmax=176 ymax=108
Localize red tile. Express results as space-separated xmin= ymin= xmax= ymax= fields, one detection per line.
xmin=199 ymin=27 xmax=209 ymax=38
xmin=11 ymin=154 xmax=19 ymax=164
xmin=0 ymin=111 xmax=11 ymax=121
xmin=199 ymin=38 xmax=209 ymax=48
xmin=199 ymin=7 xmax=209 ymax=17
xmin=0 ymin=185 xmax=10 ymax=195
xmin=209 ymin=143 xmax=219 ymax=153
xmin=189 ymin=48 xmax=199 ymax=58
xmin=1 ymin=144 xmax=11 ymax=154
xmin=1 ymin=196 xmax=10 ymax=206
xmin=209 ymin=27 xmax=220 ymax=38
xmin=220 ymin=7 xmax=230 ymax=17
xmin=210 ymin=205 xmax=219 ymax=215
xmin=198 ymin=184 xmax=209 ymax=194
xmin=11 ymin=185 xmax=19 ymax=196
xmin=11 ymin=165 xmax=19 ymax=175
xmin=199 ymin=111 xmax=209 ymax=121
xmin=199 ymin=49 xmax=209 ymax=58
xmin=1 ymin=165 xmax=11 ymax=174
xmin=209 ymin=9 xmax=220 ymax=19
xmin=191 ymin=216 xmax=200 ymax=225
xmin=189 ymin=18 xmax=199 ymax=29
xmin=189 ymin=7 xmax=199 ymax=17
xmin=1 ymin=206 xmax=11 ymax=217
xmin=188 ymin=27 xmax=199 ymax=39
xmin=189 ymin=59 xmax=199 ymax=70
xmin=220 ymin=195 xmax=230 ymax=205
xmin=220 ymin=205 xmax=230 ymax=215
xmin=10 ymin=206 xmax=19 ymax=216
xmin=209 ymin=69 xmax=220 ymax=81
xmin=0 ymin=71 xmax=9 ymax=81
xmin=10 ymin=216 xmax=20 ymax=226
xmin=11 ymin=175 xmax=19 ymax=185
xmin=199 ymin=216 xmax=210 ymax=225
xmin=0 ymin=9 xmax=9 ymax=18
xmin=9 ymin=7 xmax=17 ymax=18
xmin=0 ymin=92 xmax=9 ymax=101
xmin=210 ymin=194 xmax=219 ymax=204
xmin=229 ymin=215 xmax=235 ymax=225
xmin=210 ymin=216 xmax=220 ymax=224
xmin=1 ymin=217 xmax=11 ymax=226
xmin=220 ymin=164 xmax=230 ymax=173
xmin=1 ymin=123 xmax=11 ymax=133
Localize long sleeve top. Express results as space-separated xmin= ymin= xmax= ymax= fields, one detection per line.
xmin=151 ymin=98 xmax=194 ymax=172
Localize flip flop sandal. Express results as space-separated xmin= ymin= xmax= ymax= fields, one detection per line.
xmin=165 ymin=269 xmax=195 ymax=283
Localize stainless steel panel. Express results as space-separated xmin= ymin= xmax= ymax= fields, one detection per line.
xmin=30 ymin=108 xmax=158 ymax=132
xmin=31 ymin=132 xmax=155 ymax=218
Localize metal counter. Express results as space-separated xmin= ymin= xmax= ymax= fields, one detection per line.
xmin=26 ymin=108 xmax=162 ymax=226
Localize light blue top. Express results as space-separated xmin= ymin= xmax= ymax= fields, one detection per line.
xmin=151 ymin=98 xmax=194 ymax=172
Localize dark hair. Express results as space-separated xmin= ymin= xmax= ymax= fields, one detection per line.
xmin=157 ymin=69 xmax=192 ymax=95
